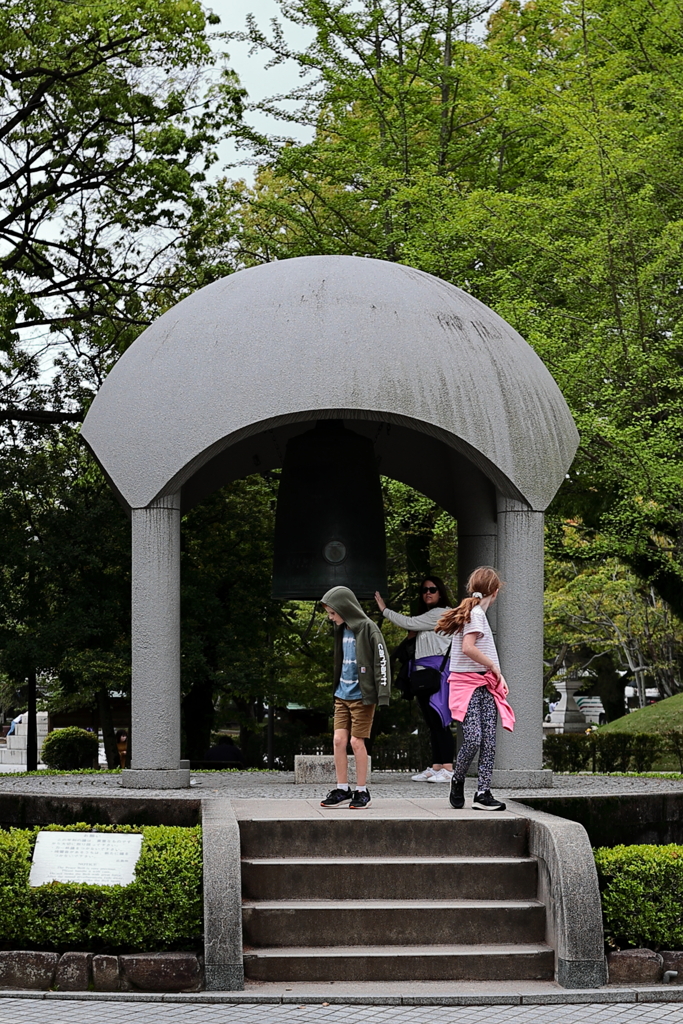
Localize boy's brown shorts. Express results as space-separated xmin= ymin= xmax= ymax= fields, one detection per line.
xmin=333 ymin=698 xmax=376 ymax=739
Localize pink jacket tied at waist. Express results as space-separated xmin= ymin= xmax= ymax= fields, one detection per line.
xmin=448 ymin=671 xmax=516 ymax=732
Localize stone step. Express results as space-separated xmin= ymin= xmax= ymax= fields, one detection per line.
xmin=239 ymin=817 xmax=528 ymax=859
xmin=243 ymin=943 xmax=555 ymax=983
xmin=0 ymin=749 xmax=27 ymax=764
xmin=6 ymin=733 xmax=47 ymax=750
xmin=242 ymin=899 xmax=547 ymax=947
xmin=242 ymin=856 xmax=538 ymax=901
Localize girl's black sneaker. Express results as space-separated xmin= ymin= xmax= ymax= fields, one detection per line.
xmin=449 ymin=777 xmax=465 ymax=809
xmin=472 ymin=790 xmax=506 ymax=811
xmin=349 ymin=789 xmax=371 ymax=808
xmin=320 ymin=788 xmax=352 ymax=807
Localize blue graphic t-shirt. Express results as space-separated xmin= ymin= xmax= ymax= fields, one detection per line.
xmin=335 ymin=626 xmax=363 ymax=701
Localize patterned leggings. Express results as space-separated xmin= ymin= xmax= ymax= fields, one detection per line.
xmin=453 ymin=685 xmax=498 ymax=792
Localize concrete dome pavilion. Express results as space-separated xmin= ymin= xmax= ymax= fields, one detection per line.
xmin=81 ymin=255 xmax=579 ymax=789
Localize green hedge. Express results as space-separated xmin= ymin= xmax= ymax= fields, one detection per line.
xmin=543 ymin=731 xmax=663 ymax=773
xmin=595 ymin=844 xmax=683 ymax=950
xmin=543 ymin=733 xmax=593 ymax=773
xmin=244 ymin=730 xmax=434 ymax=771
xmin=0 ymin=823 xmax=202 ymax=953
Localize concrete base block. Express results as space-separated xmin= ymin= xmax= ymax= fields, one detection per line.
xmin=120 ymin=953 xmax=201 ymax=992
xmin=0 ymin=951 xmax=59 ymax=990
xmin=204 ymin=963 xmax=245 ymax=991
xmin=55 ymin=952 xmax=92 ymax=991
xmin=608 ymin=949 xmax=663 ymax=985
xmin=92 ymin=954 xmax=120 ymax=992
xmin=121 ymin=768 xmax=190 ymax=789
xmin=294 ymin=755 xmax=372 ymax=785
xmin=491 ymin=769 xmax=553 ymax=789
xmin=662 ymin=951 xmax=683 ymax=982
xmin=558 ymin=958 xmax=607 ymax=989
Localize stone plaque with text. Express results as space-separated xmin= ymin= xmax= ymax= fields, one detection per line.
xmin=29 ymin=831 xmax=143 ymax=887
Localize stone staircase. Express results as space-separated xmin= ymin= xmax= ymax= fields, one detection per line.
xmin=0 ymin=712 xmax=48 ymax=767
xmin=239 ymin=813 xmax=554 ymax=982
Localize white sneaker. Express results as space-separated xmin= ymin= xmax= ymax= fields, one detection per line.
xmin=427 ymin=768 xmax=454 ymax=783
xmin=411 ymin=767 xmax=438 ymax=781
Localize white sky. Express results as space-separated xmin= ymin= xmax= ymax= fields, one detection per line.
xmin=205 ymin=0 xmax=315 ymax=179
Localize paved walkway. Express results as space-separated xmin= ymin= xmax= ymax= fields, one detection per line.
xmin=1 ymin=771 xmax=682 ymax=802
xmin=2 ymin=997 xmax=683 ymax=1023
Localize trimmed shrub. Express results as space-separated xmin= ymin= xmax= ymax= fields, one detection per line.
xmin=0 ymin=823 xmax=202 ymax=952
xmin=631 ymin=733 xmax=663 ymax=773
xmin=246 ymin=729 xmax=434 ymax=772
xmin=371 ymin=731 xmax=433 ymax=772
xmin=543 ymin=733 xmax=592 ymax=773
xmin=41 ymin=728 xmax=99 ymax=770
xmin=593 ymin=732 xmax=633 ymax=773
xmin=665 ymin=730 xmax=683 ymax=772
xmin=543 ymin=731 xmax=663 ymax=773
xmin=595 ymin=844 xmax=683 ymax=950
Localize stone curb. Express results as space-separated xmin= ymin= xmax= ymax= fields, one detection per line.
xmin=506 ymin=799 xmax=607 ymax=988
xmin=1 ymin=988 xmax=683 ymax=1005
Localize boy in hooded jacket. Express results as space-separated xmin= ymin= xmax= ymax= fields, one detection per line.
xmin=320 ymin=585 xmax=391 ymax=808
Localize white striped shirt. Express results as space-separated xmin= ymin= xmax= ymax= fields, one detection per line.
xmin=449 ymin=606 xmax=499 ymax=674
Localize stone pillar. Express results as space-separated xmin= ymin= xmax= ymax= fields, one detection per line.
xmin=493 ymin=496 xmax=552 ymax=788
xmin=122 ymin=494 xmax=189 ymax=789
xmin=203 ymin=799 xmax=244 ymax=990
xmin=456 ymin=464 xmax=498 ymax=632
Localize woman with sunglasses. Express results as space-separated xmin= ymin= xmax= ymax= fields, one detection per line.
xmin=374 ymin=577 xmax=454 ymax=782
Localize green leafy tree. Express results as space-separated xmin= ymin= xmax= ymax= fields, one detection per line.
xmin=186 ymin=0 xmax=683 ymax=621
xmin=545 ymin=545 xmax=683 ymax=706
xmin=0 ymin=0 xmax=244 ymax=413
xmin=0 ymin=422 xmax=131 ymax=766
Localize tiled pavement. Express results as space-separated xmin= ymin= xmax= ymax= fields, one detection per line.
xmin=2 ymin=999 xmax=683 ymax=1023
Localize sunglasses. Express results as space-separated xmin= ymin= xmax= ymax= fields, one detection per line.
xmin=421 ymin=586 xmax=438 ymax=594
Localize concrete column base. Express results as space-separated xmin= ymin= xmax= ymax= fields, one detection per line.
xmin=204 ymin=963 xmax=245 ymax=991
xmin=491 ymin=769 xmax=553 ymax=789
xmin=121 ymin=769 xmax=190 ymax=789
xmin=557 ymin=957 xmax=608 ymax=989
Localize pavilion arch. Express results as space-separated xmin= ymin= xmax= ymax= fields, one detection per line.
xmin=81 ymin=255 xmax=578 ymax=789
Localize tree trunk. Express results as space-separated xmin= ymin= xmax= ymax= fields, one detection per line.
xmin=96 ymin=687 xmax=119 ymax=769
xmin=26 ymin=667 xmax=37 ymax=772
xmin=267 ymin=704 xmax=275 ymax=769
xmin=181 ymin=678 xmax=215 ymax=761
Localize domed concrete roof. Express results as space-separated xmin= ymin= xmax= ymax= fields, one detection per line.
xmin=81 ymin=255 xmax=578 ymax=510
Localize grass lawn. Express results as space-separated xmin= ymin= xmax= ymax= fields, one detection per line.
xmin=600 ymin=692 xmax=683 ymax=770
xmin=600 ymin=691 xmax=683 ymax=735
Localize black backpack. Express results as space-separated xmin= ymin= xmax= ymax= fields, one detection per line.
xmin=407 ymin=651 xmax=450 ymax=698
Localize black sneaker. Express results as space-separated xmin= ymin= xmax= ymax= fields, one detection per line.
xmin=472 ymin=790 xmax=506 ymax=811
xmin=349 ymin=789 xmax=371 ymax=808
xmin=320 ymin=788 xmax=352 ymax=807
xmin=449 ymin=777 xmax=465 ymax=809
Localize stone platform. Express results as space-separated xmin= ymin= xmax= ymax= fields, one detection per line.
xmin=1 ymin=768 xmax=682 ymax=803
xmin=1 ymin=772 xmax=682 ymax=1001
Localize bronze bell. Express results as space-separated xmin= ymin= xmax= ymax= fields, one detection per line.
xmin=272 ymin=421 xmax=387 ymax=600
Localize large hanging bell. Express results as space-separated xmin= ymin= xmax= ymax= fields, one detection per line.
xmin=272 ymin=421 xmax=387 ymax=600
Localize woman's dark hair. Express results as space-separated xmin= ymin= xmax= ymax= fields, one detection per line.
xmin=417 ymin=574 xmax=453 ymax=614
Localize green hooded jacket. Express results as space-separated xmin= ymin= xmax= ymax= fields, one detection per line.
xmin=321 ymin=586 xmax=391 ymax=706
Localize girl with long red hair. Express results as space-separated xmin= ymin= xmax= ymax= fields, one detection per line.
xmin=436 ymin=566 xmax=514 ymax=811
